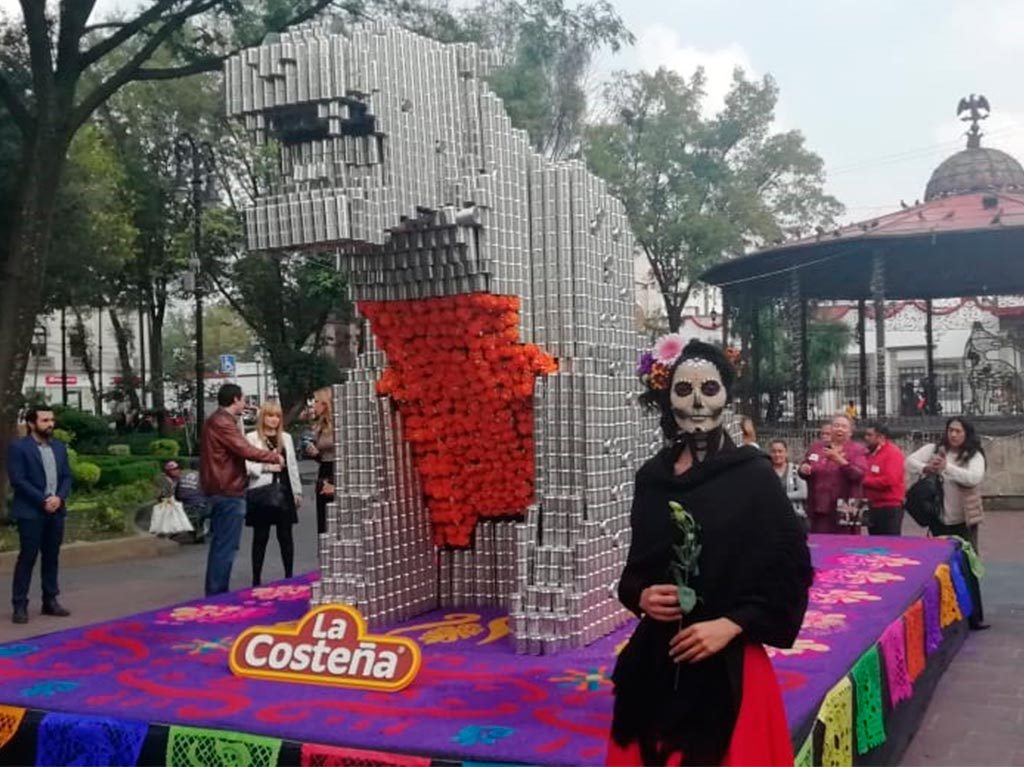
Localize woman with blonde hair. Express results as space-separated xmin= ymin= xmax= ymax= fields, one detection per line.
xmin=304 ymin=387 xmax=335 ymax=535
xmin=245 ymin=399 xmax=302 ymax=586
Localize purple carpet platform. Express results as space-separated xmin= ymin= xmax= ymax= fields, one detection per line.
xmin=0 ymin=535 xmax=972 ymax=766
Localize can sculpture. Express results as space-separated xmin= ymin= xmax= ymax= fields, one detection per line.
xmin=226 ymin=20 xmax=656 ymax=653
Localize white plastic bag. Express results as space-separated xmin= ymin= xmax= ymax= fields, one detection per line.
xmin=150 ymin=498 xmax=194 ymax=535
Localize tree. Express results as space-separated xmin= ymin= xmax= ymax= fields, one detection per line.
xmin=585 ymin=67 xmax=843 ymax=331
xmin=163 ymin=304 xmax=259 ymax=372
xmin=734 ymin=300 xmax=850 ymax=422
xmin=0 ymin=0 xmax=341 ymax=512
xmin=459 ymin=0 xmax=632 ymax=158
xmin=363 ymin=0 xmax=632 ymax=158
xmin=93 ymin=59 xmax=226 ymax=421
xmin=206 ymin=212 xmax=349 ymax=420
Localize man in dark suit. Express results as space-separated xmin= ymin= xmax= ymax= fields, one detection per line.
xmin=8 ymin=408 xmax=73 ymax=624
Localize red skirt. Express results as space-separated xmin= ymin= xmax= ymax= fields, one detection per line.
xmin=606 ymin=643 xmax=793 ymax=766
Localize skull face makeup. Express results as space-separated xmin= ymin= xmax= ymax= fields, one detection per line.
xmin=670 ymin=358 xmax=727 ymax=434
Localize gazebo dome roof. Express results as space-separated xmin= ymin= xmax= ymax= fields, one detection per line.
xmin=924 ymin=146 xmax=1024 ymax=201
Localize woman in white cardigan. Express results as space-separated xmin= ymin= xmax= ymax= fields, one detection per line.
xmin=906 ymin=416 xmax=988 ymax=629
xmin=245 ymin=399 xmax=303 ymax=586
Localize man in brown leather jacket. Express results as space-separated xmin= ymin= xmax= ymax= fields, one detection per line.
xmin=201 ymin=383 xmax=282 ymax=595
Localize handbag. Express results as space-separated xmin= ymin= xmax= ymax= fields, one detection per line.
xmin=906 ymin=472 xmax=944 ymax=528
xmin=247 ymin=474 xmax=287 ymax=509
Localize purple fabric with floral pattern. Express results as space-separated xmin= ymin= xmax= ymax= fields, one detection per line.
xmin=923 ymin=576 xmax=944 ymax=654
xmin=0 ymin=537 xmax=959 ymax=766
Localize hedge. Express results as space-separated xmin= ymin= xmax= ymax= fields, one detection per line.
xmin=72 ymin=461 xmax=102 ymax=488
xmin=79 ymin=454 xmax=161 ymax=488
xmin=149 ymin=438 xmax=180 ymax=459
xmin=77 ymin=431 xmax=195 ymax=458
xmin=53 ymin=407 xmax=112 ymax=442
xmin=1 ymin=479 xmax=158 ymax=552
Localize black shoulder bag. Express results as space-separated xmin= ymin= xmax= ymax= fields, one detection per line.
xmin=905 ymin=471 xmax=943 ymax=529
xmin=247 ymin=441 xmax=287 ymax=509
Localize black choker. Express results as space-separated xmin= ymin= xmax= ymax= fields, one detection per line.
xmin=671 ymin=426 xmax=726 ymax=465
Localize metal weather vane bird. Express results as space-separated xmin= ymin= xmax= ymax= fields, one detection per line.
xmin=958 ymin=94 xmax=991 ymax=148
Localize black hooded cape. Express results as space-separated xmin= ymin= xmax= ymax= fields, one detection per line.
xmin=611 ymin=442 xmax=813 ymax=765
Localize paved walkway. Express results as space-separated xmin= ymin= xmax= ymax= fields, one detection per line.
xmin=3 ymin=489 xmax=1023 ymax=765
xmin=901 ymin=511 xmax=1024 ymax=766
xmin=2 ymin=477 xmax=321 ymax=643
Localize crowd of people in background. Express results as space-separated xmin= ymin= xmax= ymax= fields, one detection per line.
xmin=6 ymin=385 xmax=990 ymax=630
xmin=761 ymin=411 xmax=989 ymax=631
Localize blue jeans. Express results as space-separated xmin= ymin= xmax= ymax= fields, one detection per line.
xmin=12 ymin=513 xmax=65 ymax=608
xmin=204 ymin=496 xmax=246 ymax=596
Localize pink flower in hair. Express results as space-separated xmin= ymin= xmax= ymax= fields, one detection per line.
xmin=652 ymin=333 xmax=686 ymax=365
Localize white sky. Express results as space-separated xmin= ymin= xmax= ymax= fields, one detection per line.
xmin=4 ymin=0 xmax=1024 ymax=223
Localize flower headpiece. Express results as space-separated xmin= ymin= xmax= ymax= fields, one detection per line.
xmin=636 ymin=332 xmax=687 ymax=391
xmin=637 ymin=334 xmax=744 ymax=393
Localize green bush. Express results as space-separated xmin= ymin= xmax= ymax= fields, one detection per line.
xmin=72 ymin=461 xmax=102 ymax=489
xmin=54 ymin=407 xmax=111 ymax=442
xmin=96 ymin=461 xmax=159 ymax=488
xmin=149 ymin=438 xmax=180 ymax=459
xmin=53 ymin=427 xmax=76 ymax=445
xmin=73 ymin=429 xmax=196 ymax=458
xmin=106 ymin=479 xmax=157 ymax=508
xmin=90 ymin=505 xmax=127 ymax=533
xmin=107 ymin=444 xmax=131 ymax=456
xmin=66 ymin=501 xmax=126 ymax=534
xmin=78 ymin=454 xmax=161 ymax=488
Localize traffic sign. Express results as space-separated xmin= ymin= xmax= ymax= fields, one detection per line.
xmin=219 ymin=354 xmax=237 ymax=376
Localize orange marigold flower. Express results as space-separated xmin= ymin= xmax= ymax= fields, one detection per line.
xmin=356 ymin=292 xmax=552 ymax=547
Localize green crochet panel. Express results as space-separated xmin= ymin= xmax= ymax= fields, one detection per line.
xmin=851 ymin=646 xmax=886 ymax=754
xmin=795 ymin=730 xmax=814 ymax=767
xmin=166 ymin=725 xmax=282 ymax=767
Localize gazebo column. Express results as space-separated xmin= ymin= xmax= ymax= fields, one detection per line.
xmin=857 ymin=299 xmax=868 ymax=418
xmin=750 ymin=295 xmax=762 ymax=421
xmin=871 ymin=252 xmax=888 ymax=416
xmin=789 ymin=270 xmax=808 ymax=425
xmin=925 ymin=298 xmax=936 ymax=414
xmin=721 ymin=289 xmax=730 ymax=348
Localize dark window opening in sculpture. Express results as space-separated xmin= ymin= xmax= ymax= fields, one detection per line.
xmin=268 ymin=103 xmax=329 ymax=145
xmin=341 ymin=99 xmax=376 ymax=138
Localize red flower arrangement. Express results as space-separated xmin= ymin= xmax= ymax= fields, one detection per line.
xmin=359 ymin=294 xmax=558 ymax=547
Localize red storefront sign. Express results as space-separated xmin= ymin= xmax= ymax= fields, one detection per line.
xmin=45 ymin=375 xmax=77 ymax=385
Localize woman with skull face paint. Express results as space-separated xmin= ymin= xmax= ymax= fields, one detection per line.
xmin=610 ymin=340 xmax=813 ymax=767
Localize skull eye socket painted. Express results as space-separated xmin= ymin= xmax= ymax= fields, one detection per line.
xmin=672 ymin=380 xmax=721 ymax=399
xmin=673 ymin=381 xmax=693 ymax=398
xmin=700 ymin=380 xmax=722 ymax=398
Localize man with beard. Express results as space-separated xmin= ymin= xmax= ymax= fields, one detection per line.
xmin=8 ymin=408 xmax=73 ymax=624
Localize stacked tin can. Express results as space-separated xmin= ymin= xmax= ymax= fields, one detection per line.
xmin=228 ymin=20 xmax=645 ymax=653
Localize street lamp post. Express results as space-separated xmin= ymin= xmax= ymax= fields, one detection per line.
xmin=174 ymin=133 xmax=216 ymax=431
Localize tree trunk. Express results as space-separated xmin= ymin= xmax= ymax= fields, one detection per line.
xmin=149 ymin=315 xmax=166 ymax=425
xmin=147 ymin=285 xmax=167 ymax=432
xmin=664 ymin=296 xmax=684 ymax=333
xmin=0 ymin=128 xmax=70 ymax=517
xmin=70 ymin=307 xmax=101 ymax=410
xmin=659 ymin=283 xmax=691 ymax=334
xmin=275 ymin=369 xmax=306 ymax=427
xmin=108 ymin=308 xmax=141 ymax=414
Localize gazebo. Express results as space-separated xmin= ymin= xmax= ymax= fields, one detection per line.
xmin=701 ymin=96 xmax=1024 ymax=424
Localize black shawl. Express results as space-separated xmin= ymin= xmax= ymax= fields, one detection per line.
xmin=611 ymin=442 xmax=813 ymax=765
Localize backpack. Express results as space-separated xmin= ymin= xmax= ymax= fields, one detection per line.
xmin=906 ymin=472 xmax=943 ymax=529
